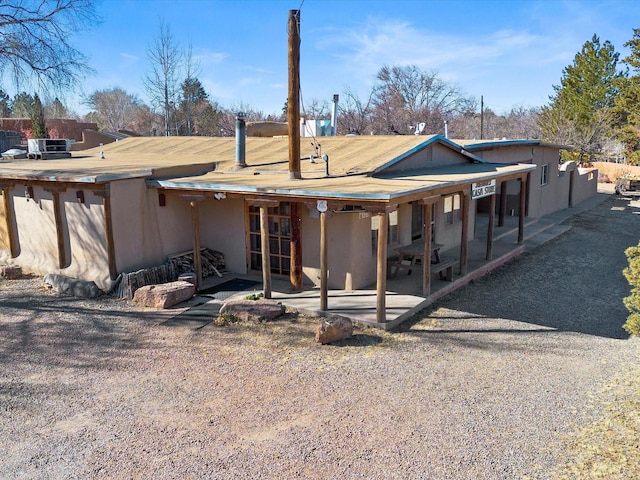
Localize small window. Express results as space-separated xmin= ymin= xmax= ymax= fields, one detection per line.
xmin=444 ymin=194 xmax=461 ymax=225
xmin=540 ymin=164 xmax=549 ymax=186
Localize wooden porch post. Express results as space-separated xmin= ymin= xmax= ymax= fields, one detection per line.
xmin=290 ymin=202 xmax=303 ymax=291
xmin=259 ymin=206 xmax=272 ymax=298
xmin=320 ymin=210 xmax=328 ymax=310
xmin=498 ymin=181 xmax=507 ymax=227
xmin=421 ymin=196 xmax=438 ymax=297
xmin=486 ymin=192 xmax=496 ymax=260
xmin=0 ymin=185 xmax=18 ymax=258
xmin=376 ymin=211 xmax=389 ymax=323
xmin=518 ymin=177 xmax=527 ymax=244
xmin=459 ymin=190 xmax=470 ymax=275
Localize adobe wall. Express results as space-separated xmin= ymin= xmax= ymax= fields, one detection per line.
xmin=0 ymin=184 xmax=111 ymax=289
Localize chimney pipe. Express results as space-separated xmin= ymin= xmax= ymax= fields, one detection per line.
xmin=235 ymin=112 xmax=247 ymax=168
xmin=331 ymin=94 xmax=339 ymax=136
xmin=444 ymin=120 xmax=448 ymax=139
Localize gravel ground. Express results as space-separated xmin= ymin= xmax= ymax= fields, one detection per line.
xmin=1 ymin=190 xmax=640 ymax=479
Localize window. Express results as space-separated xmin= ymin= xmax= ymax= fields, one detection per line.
xmin=411 ymin=202 xmax=435 ymax=241
xmin=540 ymin=164 xmax=549 ymax=186
xmin=444 ymin=194 xmax=461 ymax=225
xmin=248 ymin=202 xmax=291 ymax=275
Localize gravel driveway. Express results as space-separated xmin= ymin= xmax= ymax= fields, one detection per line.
xmin=1 ymin=191 xmax=639 ymax=479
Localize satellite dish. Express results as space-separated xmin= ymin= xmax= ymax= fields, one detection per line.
xmin=317 ymin=200 xmax=328 ymax=213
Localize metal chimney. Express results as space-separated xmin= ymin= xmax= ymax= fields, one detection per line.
xmin=331 ymin=94 xmax=339 ymax=136
xmin=235 ymin=112 xmax=247 ymax=168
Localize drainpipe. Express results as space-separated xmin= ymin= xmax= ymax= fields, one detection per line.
xmin=235 ymin=112 xmax=247 ymax=168
xmin=331 ymin=94 xmax=339 ymax=136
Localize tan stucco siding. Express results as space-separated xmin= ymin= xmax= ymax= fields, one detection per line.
xmin=382 ymin=142 xmax=468 ymax=174
xmin=200 ymin=198 xmax=247 ymax=275
xmin=302 ymin=208 xmax=375 ymax=290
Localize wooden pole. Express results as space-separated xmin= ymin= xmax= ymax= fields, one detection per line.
xmin=422 ymin=202 xmax=433 ymax=297
xmin=518 ymin=177 xmax=526 ymax=244
xmin=320 ymin=210 xmax=328 ymax=310
xmin=486 ymin=193 xmax=496 ymax=260
xmin=459 ymin=192 xmax=469 ymax=275
xmin=287 ymin=9 xmax=301 ymax=180
xmin=1 ymin=186 xmax=18 ymax=258
xmin=260 ymin=206 xmax=272 ymax=298
xmin=51 ymin=191 xmax=67 ymax=269
xmin=290 ymin=202 xmax=303 ymax=290
xmin=376 ymin=212 xmax=388 ymax=323
xmin=190 ymin=200 xmax=203 ymax=290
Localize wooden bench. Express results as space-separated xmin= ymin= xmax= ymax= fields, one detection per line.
xmin=431 ymin=256 xmax=457 ymax=281
xmin=389 ymin=242 xmax=443 ymax=278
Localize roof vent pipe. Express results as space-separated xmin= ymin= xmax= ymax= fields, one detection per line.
xmin=235 ymin=112 xmax=247 ymax=168
xmin=444 ymin=120 xmax=448 ymax=139
xmin=331 ymin=94 xmax=339 ymax=136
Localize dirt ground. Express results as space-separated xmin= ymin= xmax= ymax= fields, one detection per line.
xmin=1 ymin=189 xmax=640 ymax=479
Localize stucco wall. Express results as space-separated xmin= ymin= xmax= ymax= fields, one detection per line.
xmin=0 ymin=184 xmax=111 ymax=289
xmin=302 ymin=207 xmax=375 ymax=290
xmin=199 ymin=198 xmax=247 ymax=275
xmin=382 ymin=143 xmax=468 ymax=174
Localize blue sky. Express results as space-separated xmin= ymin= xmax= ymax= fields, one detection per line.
xmin=30 ymin=0 xmax=640 ymax=116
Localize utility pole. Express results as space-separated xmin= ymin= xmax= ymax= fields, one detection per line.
xmin=480 ymin=95 xmax=484 ymax=140
xmin=287 ymin=9 xmax=301 ymax=179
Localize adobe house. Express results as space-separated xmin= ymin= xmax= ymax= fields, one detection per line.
xmin=0 ymin=132 xmax=555 ymax=322
xmin=457 ymin=139 xmax=597 ymax=219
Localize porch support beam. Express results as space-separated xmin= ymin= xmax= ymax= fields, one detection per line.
xmin=290 ymin=202 xmax=303 ymax=291
xmin=259 ymin=206 xmax=272 ymax=298
xmin=518 ymin=177 xmax=527 ymax=244
xmin=246 ymin=199 xmax=280 ymax=299
xmin=1 ymin=186 xmax=18 ymax=258
xmin=486 ymin=192 xmax=496 ymax=260
xmin=180 ymin=194 xmax=206 ymax=290
xmin=459 ymin=191 xmax=470 ymax=275
xmin=320 ymin=210 xmax=328 ymax=310
xmin=375 ymin=211 xmax=388 ymax=323
xmin=420 ymin=196 xmax=439 ymax=297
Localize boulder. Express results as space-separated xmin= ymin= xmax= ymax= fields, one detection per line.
xmin=315 ymin=315 xmax=353 ymax=344
xmin=43 ymin=274 xmax=103 ymax=298
xmin=133 ymin=281 xmax=195 ymax=309
xmin=1 ymin=265 xmax=22 ymax=279
xmin=219 ymin=298 xmax=285 ymax=322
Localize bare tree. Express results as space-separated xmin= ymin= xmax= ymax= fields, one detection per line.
xmin=144 ymin=21 xmax=182 ymax=136
xmin=0 ymin=1 xmax=97 ymax=92
xmin=371 ymin=65 xmax=475 ymax=135
xmin=180 ymin=44 xmax=200 ymax=136
xmin=84 ymin=87 xmax=143 ymax=132
xmin=338 ymin=87 xmax=373 ymax=135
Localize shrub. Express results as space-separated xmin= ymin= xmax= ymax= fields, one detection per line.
xmin=623 ymin=243 xmax=640 ymax=335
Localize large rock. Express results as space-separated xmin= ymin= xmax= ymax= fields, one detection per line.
xmin=133 ymin=281 xmax=195 ymax=309
xmin=43 ymin=274 xmax=103 ymax=298
xmin=315 ymin=315 xmax=353 ymax=344
xmin=219 ymin=298 xmax=285 ymax=322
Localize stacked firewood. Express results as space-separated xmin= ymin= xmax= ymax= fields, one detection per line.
xmin=168 ymin=248 xmax=225 ymax=278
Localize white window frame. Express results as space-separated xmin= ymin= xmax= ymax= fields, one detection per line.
xmin=540 ymin=164 xmax=549 ymax=186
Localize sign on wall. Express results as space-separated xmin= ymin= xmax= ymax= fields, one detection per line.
xmin=471 ymin=179 xmax=497 ymax=199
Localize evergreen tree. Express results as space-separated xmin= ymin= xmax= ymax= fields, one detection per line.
xmin=0 ymin=89 xmax=12 ymax=117
xmin=45 ymin=98 xmax=70 ymax=119
xmin=623 ymin=242 xmax=640 ymax=335
xmin=178 ymin=76 xmax=208 ymax=135
xmin=540 ymin=35 xmax=623 ymax=162
xmin=614 ymin=28 xmax=640 ymax=164
xmin=31 ymin=93 xmax=48 ymax=139
xmin=12 ymin=92 xmax=34 ymax=117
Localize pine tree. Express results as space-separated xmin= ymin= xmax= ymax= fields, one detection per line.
xmin=31 ymin=93 xmax=48 ymax=139
xmin=614 ymin=28 xmax=640 ymax=164
xmin=623 ymin=243 xmax=640 ymax=335
xmin=540 ymin=35 xmax=623 ymax=162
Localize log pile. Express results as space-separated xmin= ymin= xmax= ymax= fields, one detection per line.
xmin=168 ymin=248 xmax=225 ymax=278
xmin=112 ymin=262 xmax=178 ymax=300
